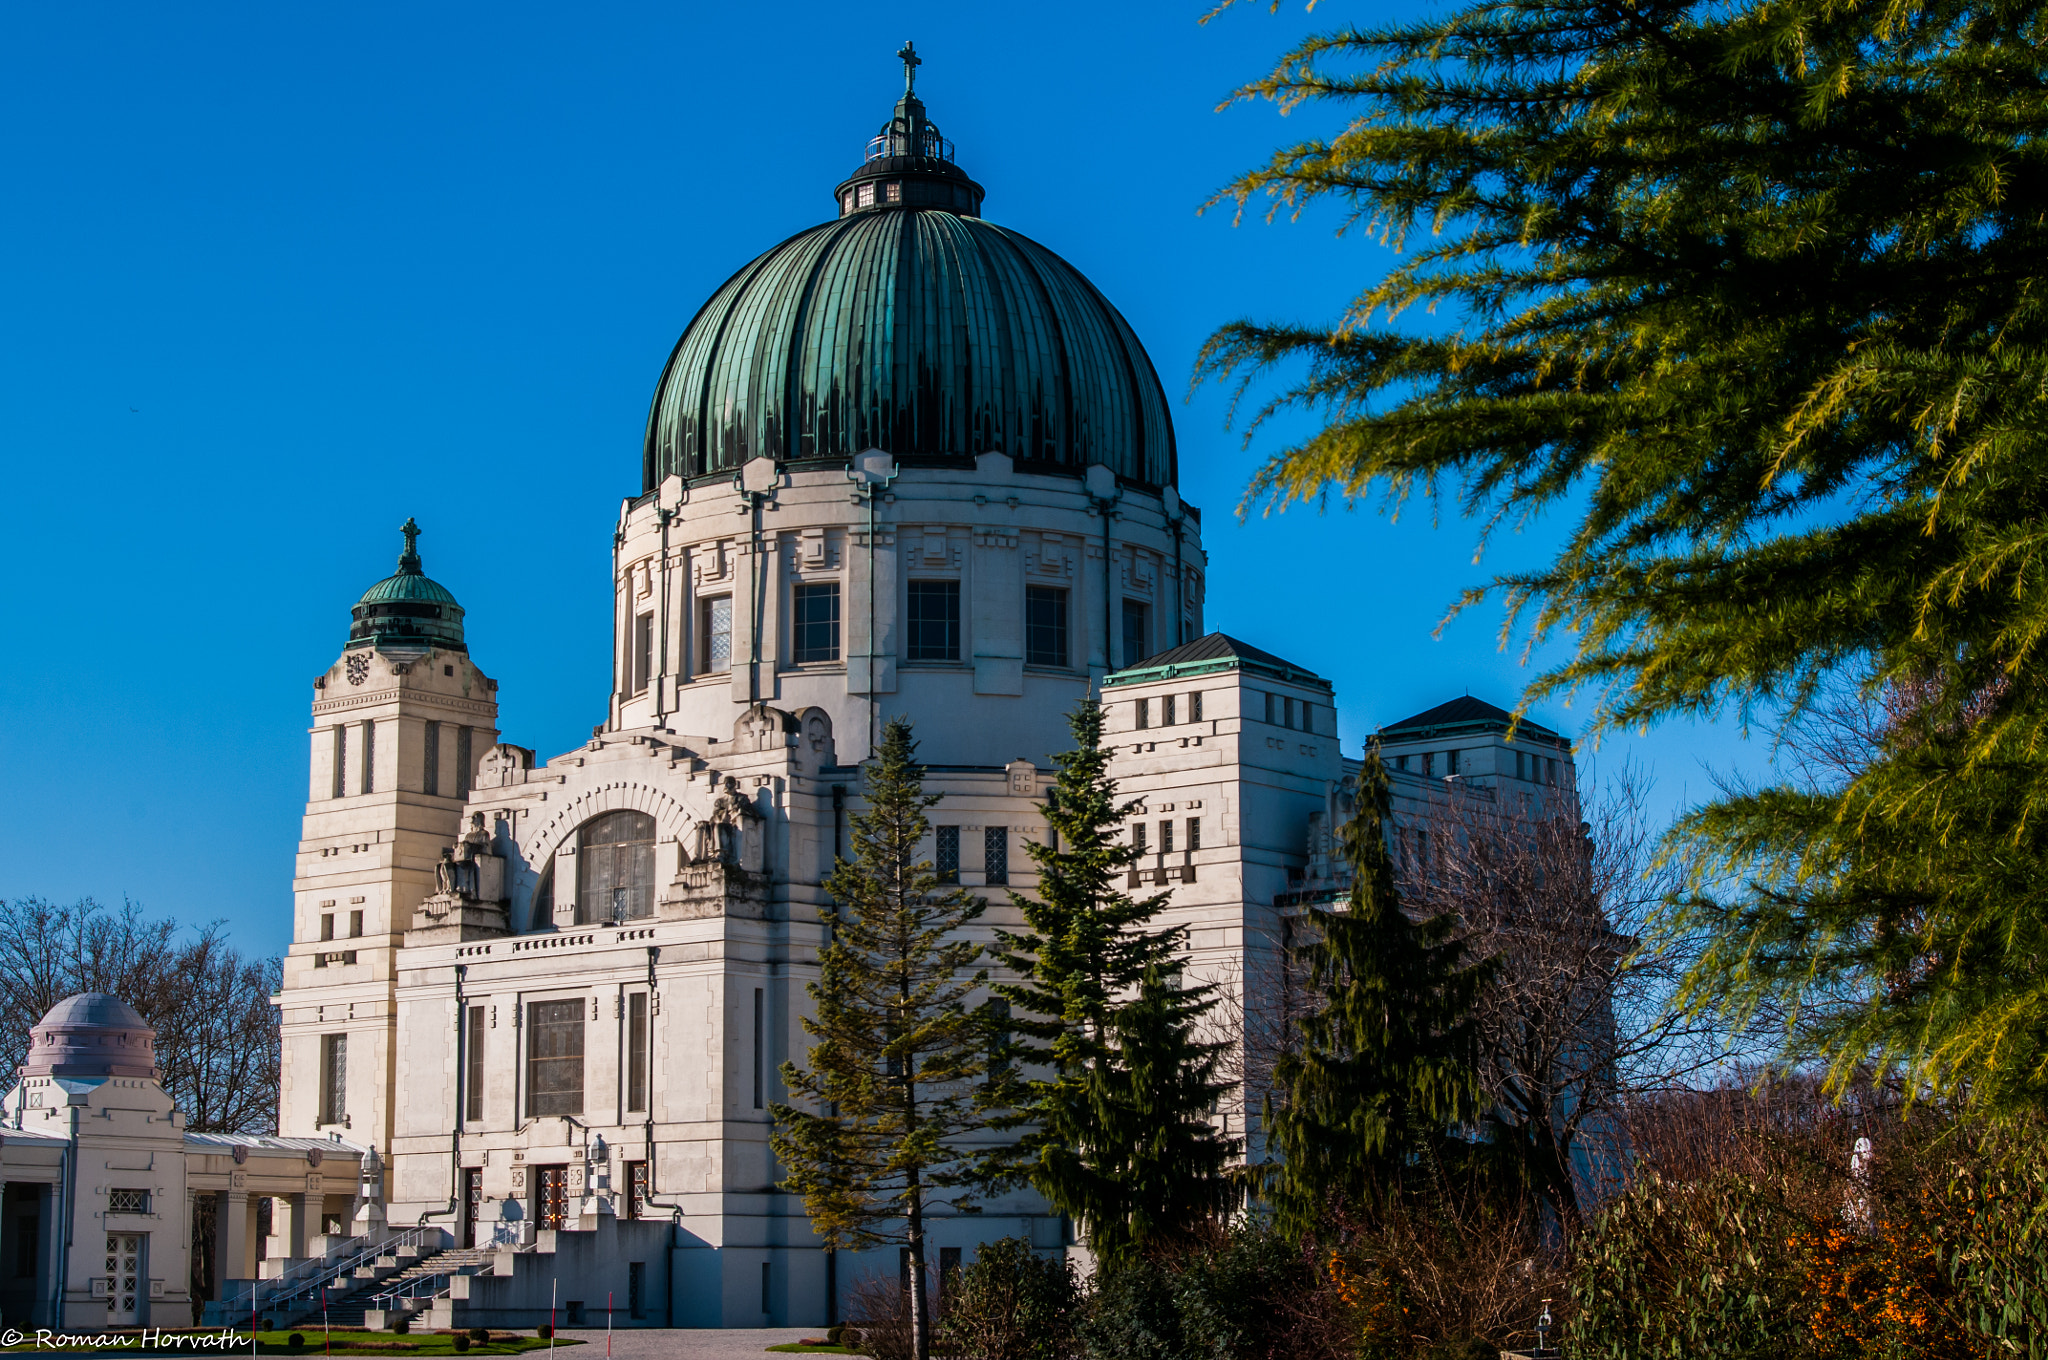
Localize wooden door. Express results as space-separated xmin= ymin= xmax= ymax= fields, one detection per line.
xmin=535 ymin=1166 xmax=568 ymax=1230
xmin=461 ymin=1169 xmax=484 ymax=1248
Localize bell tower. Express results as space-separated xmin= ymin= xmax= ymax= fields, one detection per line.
xmin=277 ymin=520 xmax=499 ymax=1166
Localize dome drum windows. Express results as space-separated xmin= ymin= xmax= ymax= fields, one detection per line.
xmin=575 ymin=811 xmax=657 ymax=925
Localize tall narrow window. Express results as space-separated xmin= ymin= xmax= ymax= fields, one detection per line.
xmin=752 ymin=988 xmax=765 ymax=1110
xmin=525 ymin=1000 xmax=585 ymax=1117
xmin=577 ymin=811 xmax=657 ymax=923
xmin=1162 ymin=695 xmax=1176 ymax=726
xmin=792 ymin=582 xmax=842 ymax=663
xmin=320 ymin=1034 xmax=348 ymax=1124
xmin=1447 ymin=749 xmax=1461 ymax=775
xmin=906 ymin=580 xmax=961 ymax=662
xmin=423 ymin=720 xmax=441 ymax=797
xmin=633 ymin=613 xmax=654 ymax=693
xmin=348 ymin=909 xmax=363 ymax=938
xmin=701 ymin=596 xmax=733 ymax=673
xmin=1300 ymin=703 xmax=1314 ymax=735
xmin=361 ymin=720 xmax=376 ymax=794
xmin=1121 ymin=599 xmax=1149 ymax=669
xmin=625 ymin=1161 xmax=649 ymax=1220
xmin=1516 ymin=749 xmax=1527 ymax=780
xmin=1187 ymin=818 xmax=1201 ymax=852
xmin=456 ymin=726 xmax=473 ymax=798
xmin=332 ymin=726 xmax=347 ymax=799
xmin=1189 ymin=691 xmax=1203 ymax=722
xmin=935 ymin=826 xmax=960 ymax=883
xmin=465 ymin=1005 xmax=486 ymax=1122
xmin=627 ymin=992 xmax=649 ymax=1113
xmin=320 ymin=914 xmax=334 ymax=942
xmin=1282 ymin=697 xmax=1296 ymax=730
xmin=1264 ymin=692 xmax=1276 ymax=724
xmin=1025 ymin=586 xmax=1068 ymax=667
xmin=1135 ymin=698 xmax=1149 ymax=730
xmin=1159 ymin=821 xmax=1174 ymax=855
xmin=1132 ymin=822 xmax=1147 ymax=855
xmin=983 ymin=827 xmax=1008 ymax=885
xmin=1423 ymin=751 xmax=1436 ymax=776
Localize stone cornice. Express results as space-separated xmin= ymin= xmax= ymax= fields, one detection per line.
xmin=313 ymin=688 xmax=497 ymax=719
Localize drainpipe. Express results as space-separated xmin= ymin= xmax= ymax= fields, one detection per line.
xmin=846 ymin=460 xmax=898 ymax=758
xmin=1096 ymin=497 xmax=1117 ymax=674
xmin=1167 ymin=515 xmax=1186 ymax=649
xmin=656 ymin=508 xmax=673 ymax=719
xmin=53 ymin=1105 xmax=77 ymax=1327
xmin=748 ymin=493 xmax=764 ymax=706
xmin=636 ymin=946 xmax=686 ymax=1328
xmin=417 ymin=965 xmax=465 ymax=1236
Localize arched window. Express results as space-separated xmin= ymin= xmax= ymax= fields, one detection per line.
xmin=577 ymin=811 xmax=657 ymax=923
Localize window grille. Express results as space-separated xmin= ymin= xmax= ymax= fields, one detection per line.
xmin=320 ymin=1034 xmax=348 ymax=1124
xmin=361 ymin=720 xmax=376 ymax=793
xmin=107 ymin=1189 xmax=149 ymax=1214
xmin=423 ymin=720 xmax=440 ymax=797
xmin=983 ymin=827 xmax=1008 ymax=885
xmin=627 ymin=992 xmax=649 ymax=1113
xmin=331 ymin=725 xmax=347 ymax=799
xmin=1132 ymin=822 xmax=1147 ymax=855
xmin=1187 ymin=818 xmax=1201 ymax=852
xmin=935 ymin=826 xmax=960 ymax=883
xmin=1162 ymin=695 xmax=1176 ymax=726
xmin=1135 ymin=698 xmax=1149 ymax=730
xmin=465 ymin=1005 xmax=485 ymax=1122
xmin=1159 ymin=821 xmax=1174 ymax=855
xmin=525 ymin=1000 xmax=585 ymax=1117
xmin=1190 ymin=691 xmax=1202 ymax=722
xmin=703 ymin=596 xmax=733 ymax=673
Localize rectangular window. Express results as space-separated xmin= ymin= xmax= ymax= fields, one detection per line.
xmin=1121 ymin=599 xmax=1149 ymax=669
xmin=465 ymin=1005 xmax=486 ymax=1122
xmin=633 ymin=612 xmax=654 ymax=693
xmin=1025 ymin=586 xmax=1069 ymax=667
xmin=1187 ymin=818 xmax=1201 ymax=852
xmin=906 ymin=580 xmax=961 ymax=662
xmin=983 ymin=827 xmax=1008 ymax=885
xmin=1264 ymin=692 xmax=1276 ymax=724
xmin=792 ymin=582 xmax=842 ymax=664
xmin=1548 ymin=758 xmax=1559 ymax=785
xmin=332 ymin=725 xmax=347 ymax=799
xmin=1189 ymin=691 xmax=1202 ymax=723
xmin=752 ymin=988 xmax=765 ymax=1111
xmin=761 ymin=1261 xmax=772 ymax=1314
xmin=701 ymin=596 xmax=733 ymax=673
xmin=1447 ymin=749 xmax=1460 ymax=775
xmin=361 ymin=719 xmax=376 ymax=794
xmin=320 ymin=1033 xmax=348 ymax=1124
xmin=1397 ymin=753 xmax=1410 ymax=772
xmin=1162 ymin=695 xmax=1176 ymax=726
xmin=456 ymin=725 xmax=473 ymax=798
xmin=627 ymin=992 xmax=649 ymax=1113
xmin=1282 ymin=697 xmax=1296 ymax=730
xmin=525 ymin=1000 xmax=585 ymax=1117
xmin=348 ymin=909 xmax=363 ymax=938
xmin=423 ymin=721 xmax=440 ymax=797
xmin=107 ymin=1189 xmax=150 ymax=1215
xmin=1423 ymin=751 xmax=1435 ymax=776
xmin=1132 ymin=822 xmax=1147 ymax=855
xmin=1300 ymin=702 xmax=1313 ymax=735
xmin=935 ymin=826 xmax=960 ymax=883
xmin=320 ymin=913 xmax=334 ymax=942
xmin=1516 ymin=749 xmax=1527 ymax=780
xmin=1135 ymin=698 xmax=1149 ymax=730
xmin=1159 ymin=821 xmax=1174 ymax=855
xmin=625 ymin=1161 xmax=649 ymax=1221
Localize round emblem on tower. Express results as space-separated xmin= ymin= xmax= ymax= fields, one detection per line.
xmin=346 ymin=652 xmax=370 ymax=686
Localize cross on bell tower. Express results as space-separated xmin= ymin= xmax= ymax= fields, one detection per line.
xmin=898 ymin=39 xmax=920 ymax=94
xmin=398 ymin=516 xmax=422 ymax=574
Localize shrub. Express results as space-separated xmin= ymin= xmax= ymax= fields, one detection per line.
xmin=1079 ymin=1225 xmax=1315 ymax=1360
xmin=287 ymin=1335 xmax=304 ymax=1349
xmin=469 ymin=1328 xmax=491 ymax=1344
xmin=936 ymin=1238 xmax=1080 ymax=1360
xmin=843 ymin=1276 xmax=913 ymax=1360
xmin=452 ymin=1335 xmax=470 ymax=1353
xmin=535 ymin=1324 xmax=551 ymax=1339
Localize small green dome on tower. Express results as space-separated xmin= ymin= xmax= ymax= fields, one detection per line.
xmin=349 ymin=517 xmax=466 ymax=654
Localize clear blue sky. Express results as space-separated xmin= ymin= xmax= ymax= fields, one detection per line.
xmin=0 ymin=1 xmax=1771 ymax=955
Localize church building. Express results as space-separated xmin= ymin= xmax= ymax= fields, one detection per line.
xmin=271 ymin=49 xmax=1577 ymax=1330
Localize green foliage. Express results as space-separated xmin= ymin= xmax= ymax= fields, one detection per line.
xmin=1076 ymin=1226 xmax=1310 ymax=1360
xmin=991 ymin=701 xmax=1238 ymax=1266
xmin=935 ymin=1238 xmax=1081 ymax=1360
xmin=772 ymin=717 xmax=991 ymax=1360
xmin=1200 ymin=0 xmax=2048 ymax=1103
xmin=1265 ymin=744 xmax=1489 ymax=1234
xmin=1940 ymin=1130 xmax=2048 ymax=1357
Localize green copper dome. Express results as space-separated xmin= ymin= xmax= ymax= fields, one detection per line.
xmin=350 ymin=518 xmax=466 ymax=654
xmin=641 ymin=46 xmax=1176 ymax=492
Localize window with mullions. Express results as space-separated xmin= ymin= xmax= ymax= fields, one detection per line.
xmin=1121 ymin=599 xmax=1150 ymax=670
xmin=626 ymin=992 xmax=649 ymax=1114
xmin=792 ymin=583 xmax=841 ymax=664
xmin=320 ymin=1033 xmax=347 ymax=1124
xmin=907 ymin=580 xmax=961 ymax=662
xmin=984 ymin=826 xmax=1008 ymax=884
xmin=465 ymin=1005 xmax=486 ymax=1122
xmin=935 ymin=826 xmax=960 ymax=883
xmin=526 ymin=999 xmax=585 ymax=1117
xmin=577 ymin=810 xmax=656 ymax=924
xmin=633 ymin=613 xmax=654 ymax=694
xmin=1025 ymin=587 xmax=1068 ymax=667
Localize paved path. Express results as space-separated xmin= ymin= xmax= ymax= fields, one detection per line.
xmin=554 ymin=1328 xmax=820 ymax=1359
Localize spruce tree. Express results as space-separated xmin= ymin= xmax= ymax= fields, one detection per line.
xmin=1265 ymin=743 xmax=1489 ymax=1236
xmin=771 ymin=717 xmax=989 ymax=1360
xmin=991 ymin=700 xmax=1238 ymax=1266
xmin=1197 ymin=0 xmax=2048 ymax=1108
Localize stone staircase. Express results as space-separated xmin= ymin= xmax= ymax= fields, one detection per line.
xmin=286 ymin=1246 xmax=499 ymax=1329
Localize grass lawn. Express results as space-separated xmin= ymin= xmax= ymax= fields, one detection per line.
xmin=763 ymin=1347 xmax=858 ymax=1356
xmin=0 ymin=1330 xmax=580 ymax=1355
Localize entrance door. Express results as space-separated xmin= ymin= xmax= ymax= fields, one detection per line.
xmin=534 ymin=1167 xmax=568 ymax=1230
xmin=461 ymin=1169 xmax=484 ymax=1248
xmin=105 ymin=1233 xmax=144 ymax=1325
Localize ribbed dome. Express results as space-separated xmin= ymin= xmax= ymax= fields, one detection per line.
xmin=23 ymin=992 xmax=157 ymax=1079
xmin=349 ymin=518 xmax=466 ymax=655
xmin=640 ymin=55 xmax=1176 ymax=492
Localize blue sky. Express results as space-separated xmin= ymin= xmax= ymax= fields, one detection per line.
xmin=0 ymin=1 xmax=1771 ymax=955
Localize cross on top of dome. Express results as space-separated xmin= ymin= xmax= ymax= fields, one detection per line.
xmin=398 ymin=516 xmax=423 ymax=575
xmin=898 ymin=39 xmax=920 ymax=94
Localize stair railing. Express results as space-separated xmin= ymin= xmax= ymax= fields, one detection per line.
xmin=220 ymin=1223 xmax=439 ymax=1319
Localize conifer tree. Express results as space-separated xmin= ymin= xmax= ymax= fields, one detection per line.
xmin=772 ymin=717 xmax=989 ymax=1360
xmin=1197 ymin=0 xmax=2048 ymax=1107
xmin=991 ymin=700 xmax=1238 ymax=1266
xmin=1265 ymin=743 xmax=1489 ymax=1235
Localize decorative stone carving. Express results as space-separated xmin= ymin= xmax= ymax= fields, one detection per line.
xmin=478 ymin=743 xmax=534 ymax=788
